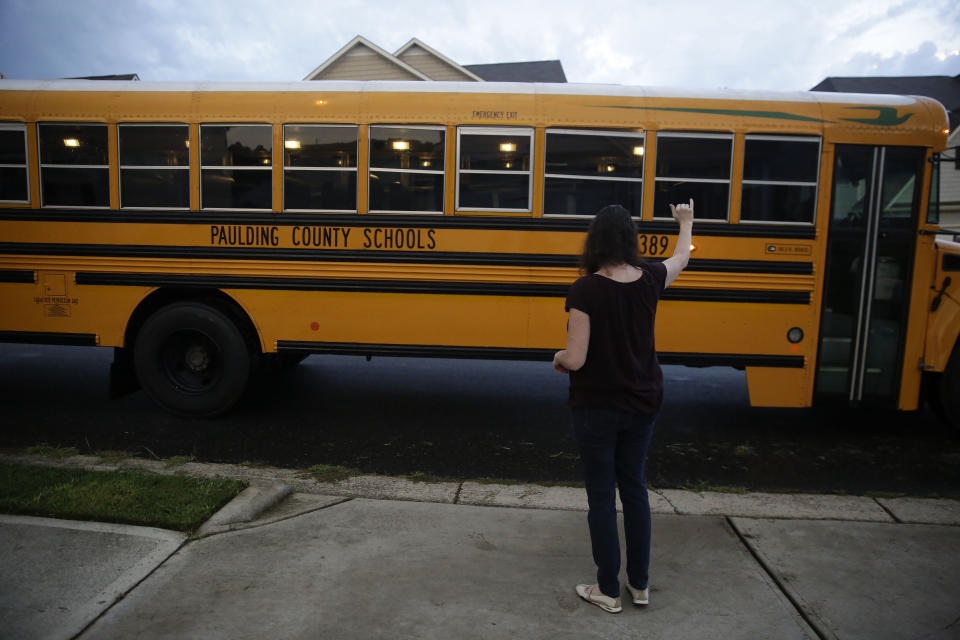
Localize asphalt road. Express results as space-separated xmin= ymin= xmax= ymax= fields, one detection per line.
xmin=1 ymin=343 xmax=957 ymax=497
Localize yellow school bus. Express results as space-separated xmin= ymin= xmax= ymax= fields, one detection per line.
xmin=0 ymin=80 xmax=956 ymax=423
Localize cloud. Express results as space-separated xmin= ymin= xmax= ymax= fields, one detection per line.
xmin=0 ymin=0 xmax=957 ymax=90
xmin=828 ymin=40 xmax=960 ymax=77
xmin=579 ymin=36 xmax=636 ymax=84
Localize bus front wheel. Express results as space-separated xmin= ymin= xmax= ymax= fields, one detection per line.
xmin=134 ymin=301 xmax=253 ymax=417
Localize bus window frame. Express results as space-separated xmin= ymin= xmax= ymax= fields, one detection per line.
xmin=368 ymin=124 xmax=446 ymax=216
xmin=739 ymin=134 xmax=821 ymax=227
xmin=0 ymin=122 xmax=30 ymax=205
xmin=199 ymin=122 xmax=275 ymax=212
xmin=652 ymin=131 xmax=733 ymax=222
xmin=542 ymin=127 xmax=646 ymax=219
xmin=928 ymin=152 xmax=941 ymax=226
xmin=456 ymin=125 xmax=535 ymax=214
xmin=37 ymin=121 xmax=110 ymax=210
xmin=282 ymin=123 xmax=360 ymax=214
xmin=117 ymin=123 xmax=191 ymax=211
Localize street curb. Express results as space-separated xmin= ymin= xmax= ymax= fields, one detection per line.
xmin=194 ymin=484 xmax=293 ymax=538
xmin=2 ymin=453 xmax=959 ymax=525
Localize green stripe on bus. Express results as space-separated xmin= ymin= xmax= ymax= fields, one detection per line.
xmin=838 ymin=106 xmax=913 ymax=126
xmin=593 ymin=105 xmax=832 ymax=123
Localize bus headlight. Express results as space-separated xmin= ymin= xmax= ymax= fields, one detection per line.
xmin=787 ymin=327 xmax=804 ymax=344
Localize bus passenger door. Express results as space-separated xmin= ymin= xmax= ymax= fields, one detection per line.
xmin=816 ymin=145 xmax=924 ymax=407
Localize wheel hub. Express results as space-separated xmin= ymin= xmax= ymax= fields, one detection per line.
xmin=184 ymin=344 xmax=210 ymax=372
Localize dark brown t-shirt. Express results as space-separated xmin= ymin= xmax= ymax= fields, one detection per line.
xmin=564 ymin=262 xmax=668 ymax=415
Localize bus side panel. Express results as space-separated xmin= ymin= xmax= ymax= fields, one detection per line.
xmin=657 ymin=300 xmax=816 ymax=407
xmin=227 ymin=289 xmax=535 ymax=351
xmin=924 ymin=242 xmax=960 ymax=373
xmin=654 ymin=300 xmax=818 ymax=358
xmin=899 ymin=233 xmax=938 ymax=410
xmin=745 ymin=367 xmax=810 ymax=407
xmin=0 ymin=275 xmax=148 ymax=347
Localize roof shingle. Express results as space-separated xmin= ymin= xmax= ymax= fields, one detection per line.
xmin=464 ymin=60 xmax=567 ymax=83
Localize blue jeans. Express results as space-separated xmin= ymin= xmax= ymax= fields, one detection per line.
xmin=571 ymin=406 xmax=656 ymax=598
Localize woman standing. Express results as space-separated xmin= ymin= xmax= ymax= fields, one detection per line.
xmin=553 ymin=200 xmax=694 ymax=613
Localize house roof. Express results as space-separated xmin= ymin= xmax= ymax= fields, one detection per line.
xmin=464 ymin=60 xmax=567 ymax=83
xmin=393 ymin=38 xmax=483 ymax=82
xmin=303 ymin=35 xmax=431 ymax=81
xmin=68 ymin=74 xmax=140 ymax=81
xmin=811 ymin=74 xmax=960 ymax=129
xmin=305 ymin=36 xmax=568 ymax=84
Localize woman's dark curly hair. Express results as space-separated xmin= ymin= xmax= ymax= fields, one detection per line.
xmin=579 ymin=205 xmax=640 ymax=274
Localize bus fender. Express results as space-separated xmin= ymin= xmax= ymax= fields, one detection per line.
xmin=924 ymin=242 xmax=960 ymax=373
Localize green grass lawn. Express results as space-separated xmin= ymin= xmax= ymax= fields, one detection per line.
xmin=0 ymin=462 xmax=246 ymax=532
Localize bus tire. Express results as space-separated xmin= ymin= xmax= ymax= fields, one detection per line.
xmin=134 ymin=300 xmax=252 ymax=417
xmin=938 ymin=341 xmax=960 ymax=429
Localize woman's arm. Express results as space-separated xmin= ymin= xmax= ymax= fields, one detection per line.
xmin=662 ymin=199 xmax=694 ymax=288
xmin=553 ymin=308 xmax=590 ymax=373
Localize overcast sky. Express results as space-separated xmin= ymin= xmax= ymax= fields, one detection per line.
xmin=1 ymin=0 xmax=958 ymax=90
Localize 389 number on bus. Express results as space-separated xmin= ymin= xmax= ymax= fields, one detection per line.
xmin=639 ymin=234 xmax=670 ymax=256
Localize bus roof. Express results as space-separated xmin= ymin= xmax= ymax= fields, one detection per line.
xmin=0 ymin=79 xmax=927 ymax=107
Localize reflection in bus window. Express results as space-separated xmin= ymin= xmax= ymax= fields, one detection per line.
xmin=201 ymin=124 xmax=272 ymax=210
xmin=119 ymin=124 xmax=190 ymax=209
xmin=369 ymin=126 xmax=444 ymax=213
xmin=879 ymin=147 xmax=923 ymax=228
xmin=543 ymin=129 xmax=644 ymax=217
xmin=741 ymin=136 xmax=820 ymax=224
xmin=457 ymin=127 xmax=533 ymax=212
xmin=38 ymin=123 xmax=109 ymax=208
xmin=0 ymin=123 xmax=29 ymax=203
xmin=653 ymin=132 xmax=732 ymax=220
xmin=831 ymin=146 xmax=873 ymax=224
xmin=284 ymin=124 xmax=358 ymax=212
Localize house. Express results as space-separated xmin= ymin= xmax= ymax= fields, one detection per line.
xmin=303 ymin=35 xmax=566 ymax=83
xmin=812 ymin=75 xmax=960 ymax=227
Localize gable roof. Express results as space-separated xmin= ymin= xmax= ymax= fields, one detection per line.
xmin=812 ymin=74 xmax=960 ymax=129
xmin=393 ymin=38 xmax=483 ymax=81
xmin=303 ymin=35 xmax=431 ymax=81
xmin=464 ymin=60 xmax=567 ymax=83
xmin=68 ymin=74 xmax=140 ymax=81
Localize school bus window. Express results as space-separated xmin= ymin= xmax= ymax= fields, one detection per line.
xmin=38 ymin=122 xmax=109 ymax=208
xmin=284 ymin=124 xmax=358 ymax=212
xmin=457 ymin=127 xmax=533 ymax=212
xmin=200 ymin=124 xmax=272 ymax=210
xmin=369 ymin=125 xmax=444 ymax=213
xmin=879 ymin=147 xmax=924 ymax=228
xmin=118 ymin=124 xmax=190 ymax=209
xmin=0 ymin=123 xmax=29 ymax=203
xmin=544 ymin=129 xmax=644 ymax=217
xmin=740 ymin=136 xmax=820 ymax=224
xmin=653 ymin=132 xmax=732 ymax=220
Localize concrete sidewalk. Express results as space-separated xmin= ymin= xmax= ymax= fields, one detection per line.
xmin=1 ymin=456 xmax=959 ymax=639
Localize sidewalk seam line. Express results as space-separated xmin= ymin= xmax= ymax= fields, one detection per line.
xmin=872 ymin=498 xmax=902 ymax=523
xmin=726 ymin=516 xmax=833 ymax=640
xmin=70 ymin=537 xmax=190 ymax=640
xmin=453 ymin=482 xmax=463 ymax=504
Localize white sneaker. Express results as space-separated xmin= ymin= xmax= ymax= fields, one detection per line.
xmin=575 ymin=583 xmax=622 ymax=613
xmin=626 ymin=583 xmax=649 ymax=605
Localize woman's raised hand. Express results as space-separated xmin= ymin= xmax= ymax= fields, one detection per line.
xmin=669 ymin=199 xmax=694 ymax=225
